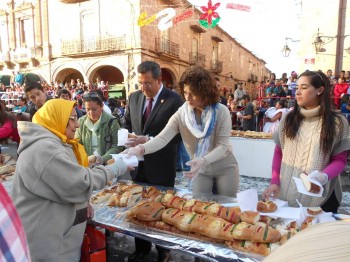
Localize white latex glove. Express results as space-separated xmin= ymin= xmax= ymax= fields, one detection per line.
xmin=127 ymin=145 xmax=144 ymax=157
xmin=106 ymin=159 xmax=127 ymax=177
xmin=308 ymin=170 xmax=328 ymax=186
xmin=183 ymin=158 xmax=206 ymax=179
xmin=125 ymin=136 xmax=149 ymax=147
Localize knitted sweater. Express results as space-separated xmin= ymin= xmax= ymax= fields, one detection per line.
xmin=275 ymin=106 xmax=350 ymax=207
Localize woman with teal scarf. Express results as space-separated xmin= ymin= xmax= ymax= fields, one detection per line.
xmin=126 ymin=66 xmax=239 ymax=197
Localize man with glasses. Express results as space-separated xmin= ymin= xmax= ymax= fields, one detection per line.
xmin=123 ymin=61 xmax=183 ymax=262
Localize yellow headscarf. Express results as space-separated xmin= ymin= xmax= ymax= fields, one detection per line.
xmin=33 ymin=99 xmax=89 ymax=167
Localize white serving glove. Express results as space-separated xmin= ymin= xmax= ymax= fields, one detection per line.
xmin=121 ymin=145 xmax=145 ymax=157
xmin=183 ymin=157 xmax=206 ymax=179
xmin=105 ymin=159 xmax=128 ymax=177
xmin=125 ymin=135 xmax=149 ymax=147
xmin=308 ymin=170 xmax=328 ymax=186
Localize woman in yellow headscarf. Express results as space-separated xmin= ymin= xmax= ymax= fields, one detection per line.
xmin=11 ymin=99 xmax=128 ymax=261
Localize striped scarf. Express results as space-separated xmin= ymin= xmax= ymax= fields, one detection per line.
xmin=182 ymin=102 xmax=219 ymax=158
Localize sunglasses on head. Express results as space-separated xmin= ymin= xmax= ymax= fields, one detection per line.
xmin=83 ymin=93 xmax=102 ymax=101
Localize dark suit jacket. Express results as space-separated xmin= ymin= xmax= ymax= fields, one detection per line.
xmin=123 ymin=87 xmax=183 ymax=187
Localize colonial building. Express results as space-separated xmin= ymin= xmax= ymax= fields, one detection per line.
xmin=297 ymin=0 xmax=350 ymax=75
xmin=0 ymin=0 xmax=270 ymax=98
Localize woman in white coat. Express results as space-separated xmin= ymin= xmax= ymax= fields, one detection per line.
xmin=263 ymin=100 xmax=289 ymax=133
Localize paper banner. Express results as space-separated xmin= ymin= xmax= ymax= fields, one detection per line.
xmin=138 ymin=12 xmax=157 ymax=27
xmin=173 ymin=9 xmax=194 ymax=25
xmin=157 ymin=8 xmax=176 ymax=31
xmin=226 ymin=3 xmax=251 ymax=12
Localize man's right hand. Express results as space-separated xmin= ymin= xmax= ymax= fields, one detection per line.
xmin=125 ymin=135 xmax=149 ymax=147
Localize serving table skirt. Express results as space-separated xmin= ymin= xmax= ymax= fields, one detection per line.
xmin=230 ymin=137 xmax=275 ymax=179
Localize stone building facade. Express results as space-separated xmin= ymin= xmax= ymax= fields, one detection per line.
xmin=297 ymin=0 xmax=350 ymax=75
xmin=0 ymin=0 xmax=270 ymax=98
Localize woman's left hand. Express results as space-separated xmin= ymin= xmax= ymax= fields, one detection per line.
xmin=309 ymin=170 xmax=328 ymax=186
xmin=126 ymin=145 xmax=144 ymax=157
xmin=183 ymin=158 xmax=206 ymax=178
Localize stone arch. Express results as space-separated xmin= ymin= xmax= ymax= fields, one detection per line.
xmin=86 ymin=61 xmax=126 ymax=84
xmin=89 ymin=65 xmax=124 ymax=85
xmin=53 ymin=66 xmax=85 ymax=85
xmin=158 ymin=63 xmax=178 ymax=90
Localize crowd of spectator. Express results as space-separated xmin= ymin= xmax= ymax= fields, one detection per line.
xmin=1 ymin=68 xmax=350 ymax=145
xmin=0 ymin=76 xmax=127 ymax=145
xmin=223 ymin=69 xmax=350 ymax=132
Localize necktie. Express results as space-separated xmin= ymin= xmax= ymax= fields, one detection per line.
xmin=143 ymin=97 xmax=153 ymax=126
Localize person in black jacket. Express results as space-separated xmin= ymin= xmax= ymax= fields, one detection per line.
xmin=123 ymin=61 xmax=183 ymax=262
xmin=24 ymin=82 xmax=52 ymax=121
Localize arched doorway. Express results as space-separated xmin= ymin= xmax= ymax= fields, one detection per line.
xmin=55 ymin=68 xmax=84 ymax=85
xmin=91 ymin=65 xmax=125 ymax=99
xmin=92 ymin=65 xmax=123 ymax=85
xmin=161 ymin=68 xmax=175 ymax=90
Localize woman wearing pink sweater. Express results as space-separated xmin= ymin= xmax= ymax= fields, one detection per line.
xmin=263 ymin=70 xmax=350 ymax=213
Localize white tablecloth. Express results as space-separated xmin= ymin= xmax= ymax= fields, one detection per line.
xmin=230 ymin=137 xmax=275 ymax=179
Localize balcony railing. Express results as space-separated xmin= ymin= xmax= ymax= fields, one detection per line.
xmin=0 ymin=52 xmax=6 ymax=64
xmin=189 ymin=52 xmax=206 ymax=66
xmin=10 ymin=47 xmax=36 ymax=63
xmin=61 ymin=36 xmax=126 ymax=55
xmin=210 ymin=60 xmax=223 ymax=73
xmin=155 ymin=38 xmax=179 ymax=57
xmin=248 ymin=73 xmax=258 ymax=82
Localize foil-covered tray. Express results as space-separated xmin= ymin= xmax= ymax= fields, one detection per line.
xmin=91 ymin=181 xmax=264 ymax=262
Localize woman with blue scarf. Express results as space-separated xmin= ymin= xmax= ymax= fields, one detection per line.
xmin=127 ymin=66 xmax=239 ymax=197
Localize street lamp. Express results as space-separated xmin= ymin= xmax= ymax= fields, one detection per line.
xmin=281 ymin=38 xmax=300 ymax=57
xmin=313 ymin=28 xmax=335 ymax=54
xmin=312 ymin=28 xmax=350 ymax=74
xmin=281 ymin=44 xmax=291 ymax=57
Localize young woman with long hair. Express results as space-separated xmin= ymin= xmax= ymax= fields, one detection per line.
xmin=263 ymin=70 xmax=350 ymax=213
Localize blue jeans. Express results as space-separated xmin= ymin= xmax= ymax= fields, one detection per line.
xmin=176 ymin=142 xmax=190 ymax=171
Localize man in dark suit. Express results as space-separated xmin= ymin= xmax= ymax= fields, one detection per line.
xmin=123 ymin=61 xmax=183 ymax=262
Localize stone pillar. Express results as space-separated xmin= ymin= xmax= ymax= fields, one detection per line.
xmin=41 ymin=0 xmax=51 ymax=60
xmin=7 ymin=0 xmax=16 ymax=50
xmin=34 ymin=0 xmax=42 ymax=47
